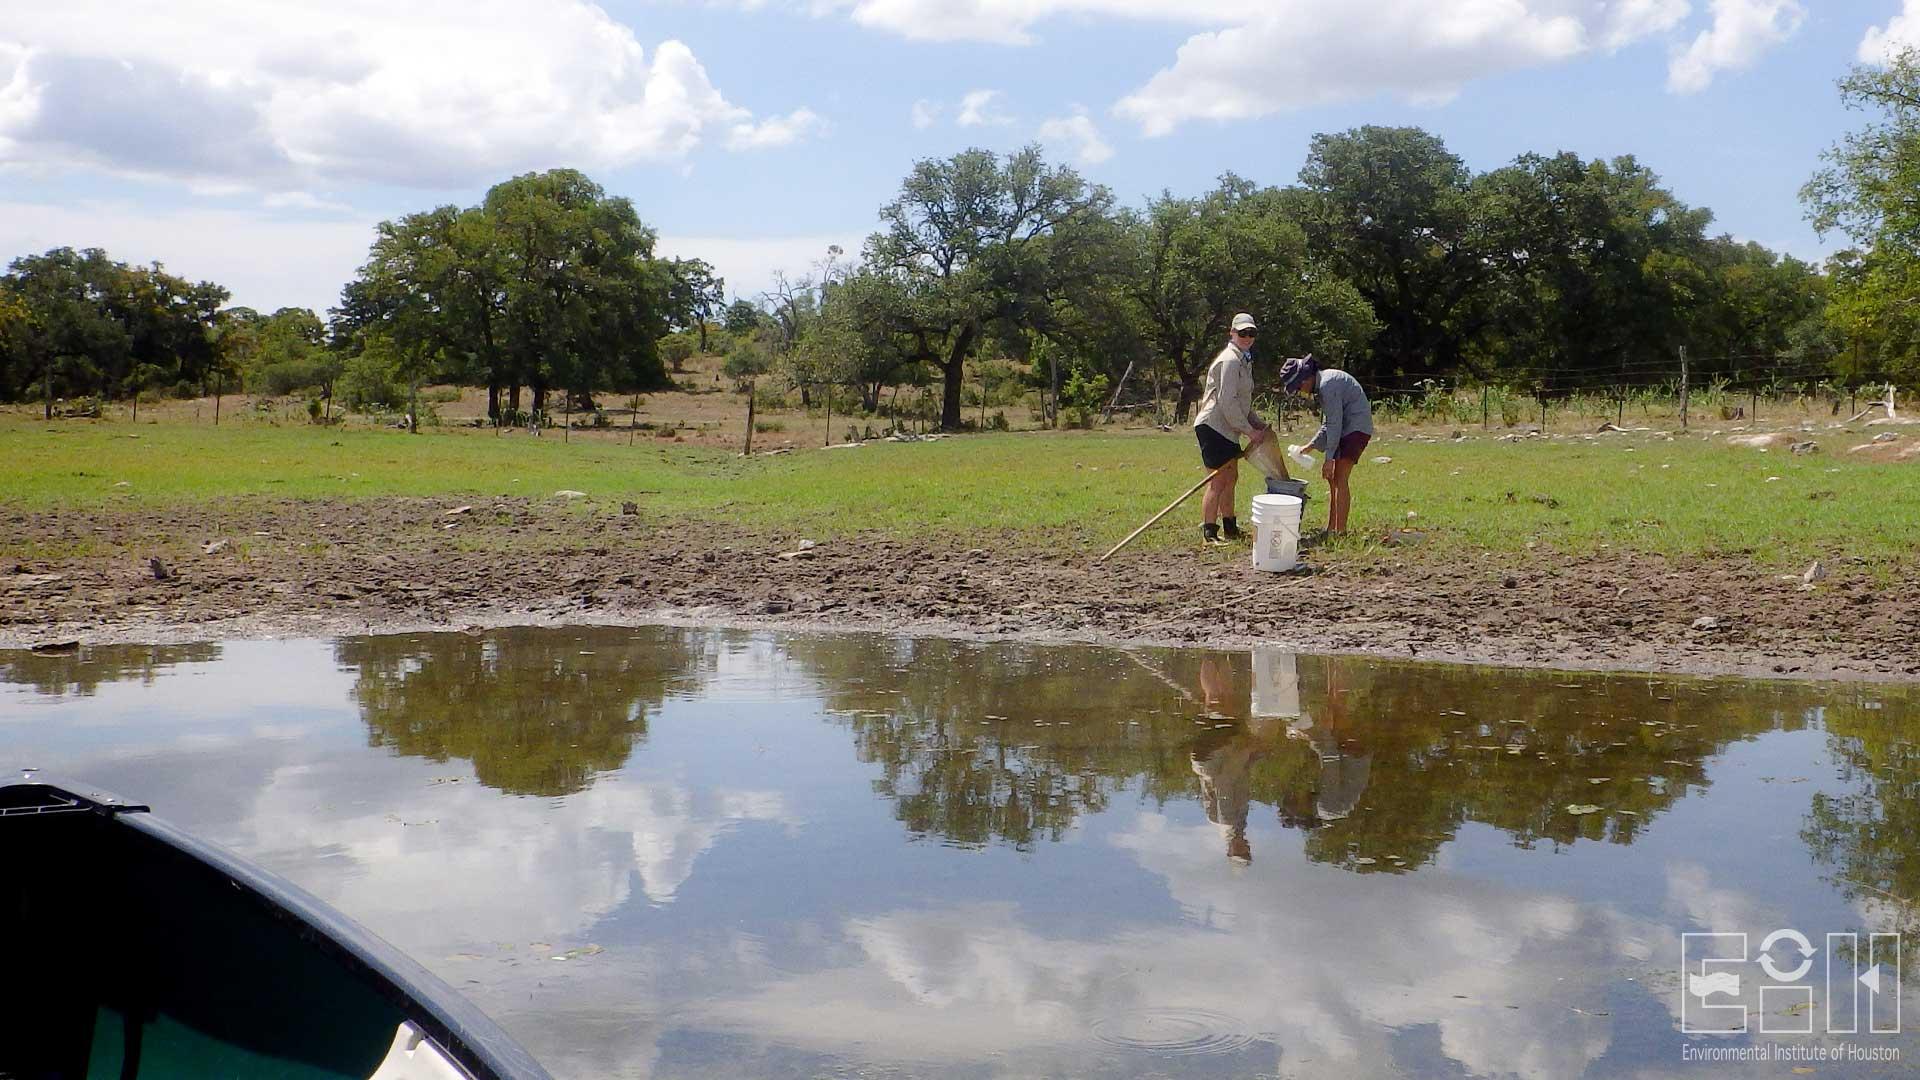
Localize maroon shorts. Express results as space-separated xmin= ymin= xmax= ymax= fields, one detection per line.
xmin=1333 ymin=431 xmax=1371 ymax=463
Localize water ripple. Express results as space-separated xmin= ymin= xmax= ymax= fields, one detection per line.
xmin=1089 ymin=1007 xmax=1257 ymax=1056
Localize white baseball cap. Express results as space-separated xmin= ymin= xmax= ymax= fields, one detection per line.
xmin=1231 ymin=312 xmax=1258 ymax=332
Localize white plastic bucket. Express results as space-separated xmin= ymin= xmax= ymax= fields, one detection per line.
xmin=1249 ymin=647 xmax=1301 ymax=718
xmin=1249 ymin=494 xmax=1302 ymax=572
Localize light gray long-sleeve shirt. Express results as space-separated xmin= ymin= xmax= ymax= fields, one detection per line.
xmin=1305 ymin=369 xmax=1373 ymax=455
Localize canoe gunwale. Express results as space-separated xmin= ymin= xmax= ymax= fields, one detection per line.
xmin=2 ymin=773 xmax=554 ymax=1080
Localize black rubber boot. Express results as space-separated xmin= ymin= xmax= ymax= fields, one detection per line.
xmin=1202 ymin=523 xmax=1226 ymax=545
xmin=1221 ymin=516 xmax=1245 ymax=541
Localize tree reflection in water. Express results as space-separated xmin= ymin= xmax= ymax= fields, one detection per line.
xmin=11 ymin=628 xmax=1918 ymax=898
xmin=0 ymin=643 xmax=223 ymax=698
xmin=334 ymin=627 xmax=703 ymax=797
xmin=1804 ymin=689 xmax=1920 ymax=940
xmin=776 ymin=634 xmax=1920 ymax=877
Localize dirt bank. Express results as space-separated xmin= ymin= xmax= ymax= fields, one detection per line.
xmin=3 ymin=496 xmax=1915 ymax=681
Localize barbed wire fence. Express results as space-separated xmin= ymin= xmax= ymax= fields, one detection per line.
xmin=1103 ymin=351 xmax=1903 ymax=434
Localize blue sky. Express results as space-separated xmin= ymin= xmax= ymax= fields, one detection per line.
xmin=0 ymin=1 xmax=1912 ymax=314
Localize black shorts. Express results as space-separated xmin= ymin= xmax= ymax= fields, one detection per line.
xmin=1195 ymin=423 xmax=1240 ymax=469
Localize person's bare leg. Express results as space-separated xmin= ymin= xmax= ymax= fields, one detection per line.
xmin=1205 ymin=465 xmax=1235 ymax=533
xmin=1330 ymin=458 xmax=1355 ymax=533
xmin=1216 ymin=460 xmax=1238 ymax=524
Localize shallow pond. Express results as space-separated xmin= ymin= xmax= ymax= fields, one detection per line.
xmin=4 ymin=627 xmax=1918 ymax=1078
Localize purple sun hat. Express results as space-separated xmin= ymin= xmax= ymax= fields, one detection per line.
xmin=1279 ymin=354 xmax=1318 ymax=393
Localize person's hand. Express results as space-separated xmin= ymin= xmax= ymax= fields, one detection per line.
xmin=1321 ymin=457 xmax=1337 ymax=481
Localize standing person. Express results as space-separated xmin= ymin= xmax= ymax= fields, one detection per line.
xmin=1192 ymin=312 xmax=1271 ymax=546
xmin=1279 ymin=356 xmax=1372 ymax=538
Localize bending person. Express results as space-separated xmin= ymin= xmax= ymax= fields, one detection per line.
xmin=1192 ymin=312 xmax=1272 ymax=546
xmin=1279 ymin=356 xmax=1373 ymax=537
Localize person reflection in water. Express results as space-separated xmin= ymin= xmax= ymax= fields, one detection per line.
xmin=1185 ymin=653 xmax=1377 ymax=863
xmin=1276 ymin=661 xmax=1373 ymax=831
xmin=1190 ymin=655 xmax=1265 ymax=864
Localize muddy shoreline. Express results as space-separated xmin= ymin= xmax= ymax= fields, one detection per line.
xmin=4 ymin=496 xmax=1916 ymax=682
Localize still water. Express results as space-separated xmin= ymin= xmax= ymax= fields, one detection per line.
xmin=3 ymin=627 xmax=1917 ymax=1079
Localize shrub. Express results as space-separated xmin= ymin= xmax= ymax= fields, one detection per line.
xmin=395 ymin=400 xmax=442 ymax=428
xmin=249 ymin=355 xmax=337 ymax=397
xmin=753 ymin=385 xmax=789 ymax=411
xmin=339 ymin=352 xmax=404 ymax=410
xmin=660 ymin=333 xmax=695 ymax=372
xmin=754 ymin=420 xmax=785 ymax=434
xmin=987 ymin=410 xmax=1010 ymax=432
xmin=423 ymin=386 xmax=462 ymax=404
xmin=1060 ymin=369 xmax=1109 ymax=414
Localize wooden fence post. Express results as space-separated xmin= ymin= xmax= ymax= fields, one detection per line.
xmin=1679 ymin=346 xmax=1689 ymax=430
xmin=1101 ymin=360 xmax=1135 ymax=424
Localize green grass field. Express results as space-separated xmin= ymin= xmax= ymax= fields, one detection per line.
xmin=3 ymin=415 xmax=1915 ymax=566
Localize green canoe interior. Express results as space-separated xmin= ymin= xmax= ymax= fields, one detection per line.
xmin=0 ymin=794 xmax=407 ymax=1080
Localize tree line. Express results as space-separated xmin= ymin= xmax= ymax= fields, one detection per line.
xmin=755 ymin=128 xmax=1839 ymax=431
xmin=6 ymin=52 xmax=1918 ymax=430
xmin=0 ymin=170 xmax=723 ymax=429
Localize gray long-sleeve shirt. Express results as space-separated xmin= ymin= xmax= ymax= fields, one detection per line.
xmin=1305 ymin=369 xmax=1373 ymax=455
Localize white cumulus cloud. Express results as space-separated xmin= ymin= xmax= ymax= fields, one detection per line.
xmin=1116 ymin=2 xmax=1597 ymax=135
xmin=0 ymin=0 xmax=825 ymax=193
xmin=956 ymin=89 xmax=1014 ymax=127
xmin=729 ymin=107 xmax=830 ymax=150
xmin=812 ymin=2 xmax=1754 ymax=136
xmin=1037 ymin=108 xmax=1114 ymax=166
xmin=1603 ymin=0 xmax=1693 ymax=49
xmin=1666 ymin=0 xmax=1804 ymax=93
xmin=910 ymin=99 xmax=939 ymax=129
xmin=1861 ymin=0 xmax=1920 ymax=62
